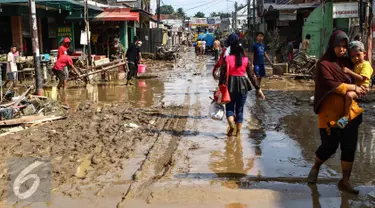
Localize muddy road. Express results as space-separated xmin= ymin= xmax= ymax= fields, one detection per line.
xmin=1 ymin=50 xmax=375 ymax=208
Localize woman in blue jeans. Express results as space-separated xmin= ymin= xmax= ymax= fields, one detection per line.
xmin=219 ymin=40 xmax=265 ymax=136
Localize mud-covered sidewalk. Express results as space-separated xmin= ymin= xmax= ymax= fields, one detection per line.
xmin=1 ymin=50 xmax=375 ymax=208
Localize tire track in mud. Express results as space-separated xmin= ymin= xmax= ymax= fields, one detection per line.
xmin=116 ymin=83 xmax=192 ymax=208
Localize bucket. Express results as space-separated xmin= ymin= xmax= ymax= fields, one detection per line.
xmin=138 ymin=64 xmax=146 ymax=74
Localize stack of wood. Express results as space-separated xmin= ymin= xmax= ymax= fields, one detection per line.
xmin=0 ymin=85 xmax=66 ymax=129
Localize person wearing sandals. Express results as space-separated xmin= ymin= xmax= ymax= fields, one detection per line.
xmin=308 ymin=30 xmax=368 ymax=194
xmin=219 ymin=40 xmax=265 ymax=136
xmin=337 ymin=41 xmax=373 ymax=128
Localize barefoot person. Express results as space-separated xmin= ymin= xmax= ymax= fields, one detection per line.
xmin=308 ymin=30 xmax=368 ymax=194
xmin=250 ymin=32 xmax=274 ymax=86
xmin=219 ymin=40 xmax=265 ymax=136
xmin=337 ymin=41 xmax=373 ymax=128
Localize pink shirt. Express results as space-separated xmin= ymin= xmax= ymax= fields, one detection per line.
xmin=226 ymin=55 xmax=248 ymax=76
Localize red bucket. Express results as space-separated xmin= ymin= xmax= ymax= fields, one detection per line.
xmin=138 ymin=64 xmax=146 ymax=73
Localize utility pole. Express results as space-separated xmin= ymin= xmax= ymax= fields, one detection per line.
xmin=252 ymin=0 xmax=256 ymax=39
xmin=85 ymin=0 xmax=92 ymax=66
xmin=157 ymin=0 xmax=161 ymax=28
xmin=247 ymin=0 xmax=251 ymax=52
xmin=28 ymin=0 xmax=43 ymax=95
xmin=234 ymin=2 xmax=238 ymax=31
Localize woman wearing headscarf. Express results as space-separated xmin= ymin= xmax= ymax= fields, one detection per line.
xmin=219 ymin=40 xmax=265 ymax=136
xmin=308 ymin=30 xmax=367 ymax=194
xmin=212 ymin=33 xmax=239 ymax=79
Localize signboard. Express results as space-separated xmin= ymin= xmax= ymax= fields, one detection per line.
xmin=333 ymin=2 xmax=358 ymax=19
xmin=279 ymin=10 xmax=297 ymax=21
xmin=80 ymin=30 xmax=91 ymax=45
xmin=207 ymin=17 xmax=221 ymax=25
xmin=57 ymin=26 xmax=74 ymax=49
xmin=190 ymin=18 xmax=208 ymax=26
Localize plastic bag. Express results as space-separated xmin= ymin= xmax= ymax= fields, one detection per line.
xmin=209 ymin=101 xmax=225 ymax=121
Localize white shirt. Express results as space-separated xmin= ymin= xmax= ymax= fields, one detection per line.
xmin=202 ymin=41 xmax=206 ymax=48
xmin=224 ymin=46 xmax=231 ymax=57
xmin=7 ymin=52 xmax=17 ymax=73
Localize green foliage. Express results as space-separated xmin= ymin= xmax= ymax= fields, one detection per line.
xmin=194 ymin=12 xmax=205 ymax=18
xmin=176 ymin=8 xmax=186 ymax=18
xmin=210 ymin=12 xmax=231 ymax=18
xmin=157 ymin=5 xmax=175 ymax=14
xmin=266 ymin=28 xmax=281 ymax=57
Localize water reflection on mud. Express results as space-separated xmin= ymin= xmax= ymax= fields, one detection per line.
xmin=57 ymin=79 xmax=165 ymax=109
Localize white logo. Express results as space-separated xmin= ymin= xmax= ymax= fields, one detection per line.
xmin=13 ymin=161 xmax=45 ymax=200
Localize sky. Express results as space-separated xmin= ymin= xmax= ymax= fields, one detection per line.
xmin=162 ymin=0 xmax=247 ymax=17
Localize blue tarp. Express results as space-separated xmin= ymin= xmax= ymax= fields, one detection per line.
xmin=197 ymin=33 xmax=214 ymax=48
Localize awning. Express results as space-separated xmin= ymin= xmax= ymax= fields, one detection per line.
xmin=0 ymin=0 xmax=105 ymax=11
xmin=93 ymin=8 xmax=139 ymax=22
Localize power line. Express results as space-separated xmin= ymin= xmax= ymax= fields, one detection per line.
xmin=185 ymin=0 xmax=218 ymax=11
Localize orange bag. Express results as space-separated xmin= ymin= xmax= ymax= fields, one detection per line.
xmin=214 ymin=58 xmax=231 ymax=104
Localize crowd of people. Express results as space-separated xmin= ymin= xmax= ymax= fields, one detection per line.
xmin=212 ymin=30 xmax=373 ymax=194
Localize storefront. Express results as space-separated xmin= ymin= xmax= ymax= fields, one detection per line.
xmin=332 ymin=2 xmax=359 ymax=34
xmin=0 ymin=0 xmax=104 ymax=55
xmin=303 ymin=2 xmax=359 ymax=57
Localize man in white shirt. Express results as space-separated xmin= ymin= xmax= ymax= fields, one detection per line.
xmin=201 ymin=40 xmax=206 ymax=55
xmin=5 ymin=46 xmax=18 ymax=87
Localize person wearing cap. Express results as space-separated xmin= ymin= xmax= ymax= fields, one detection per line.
xmin=125 ymin=40 xmax=143 ymax=85
xmin=58 ymin=37 xmax=71 ymax=79
xmin=337 ymin=40 xmax=373 ymax=128
xmin=52 ymin=54 xmax=80 ymax=90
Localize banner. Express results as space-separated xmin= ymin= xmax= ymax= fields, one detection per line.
xmin=207 ymin=17 xmax=221 ymax=25
xmin=333 ymin=2 xmax=358 ymax=19
xmin=57 ymin=25 xmax=75 ymax=49
xmin=190 ymin=18 xmax=207 ymax=25
xmin=279 ymin=10 xmax=297 ymax=21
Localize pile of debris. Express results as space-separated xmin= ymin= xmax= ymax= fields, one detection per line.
xmin=291 ymin=53 xmax=318 ymax=77
xmin=156 ymin=45 xmax=181 ymax=61
xmin=0 ymin=85 xmax=67 ymax=135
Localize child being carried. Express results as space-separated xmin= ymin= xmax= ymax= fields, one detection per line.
xmin=338 ymin=41 xmax=373 ymax=128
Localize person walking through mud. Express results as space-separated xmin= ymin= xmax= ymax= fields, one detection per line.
xmin=308 ymin=30 xmax=368 ymax=194
xmin=250 ymin=32 xmax=274 ymax=86
xmin=125 ymin=39 xmax=142 ymax=85
xmin=201 ymin=39 xmax=207 ymax=55
xmin=219 ymin=40 xmax=265 ymax=136
xmin=214 ymin=38 xmax=221 ymax=61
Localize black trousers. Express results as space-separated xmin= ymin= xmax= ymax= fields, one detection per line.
xmin=127 ymin=62 xmax=137 ymax=81
xmin=316 ymin=114 xmax=362 ymax=162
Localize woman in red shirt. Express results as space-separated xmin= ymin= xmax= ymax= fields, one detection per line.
xmin=219 ymin=40 xmax=265 ymax=136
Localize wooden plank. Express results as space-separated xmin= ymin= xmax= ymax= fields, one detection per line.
xmin=76 ymin=62 xmax=127 ymax=78
xmin=0 ymin=115 xmax=65 ymax=127
xmin=94 ymin=58 xmax=110 ymax=67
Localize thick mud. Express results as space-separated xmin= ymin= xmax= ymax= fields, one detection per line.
xmin=1 ymin=50 xmax=375 ymax=208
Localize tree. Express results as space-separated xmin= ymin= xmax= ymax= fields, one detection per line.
xmin=210 ymin=12 xmax=218 ymax=17
xmin=219 ymin=12 xmax=231 ymax=18
xmin=176 ymin=8 xmax=186 ymax=18
xmin=194 ymin=12 xmax=205 ymax=18
xmin=157 ymin=5 xmax=174 ymax=14
xmin=210 ymin=12 xmax=231 ymax=18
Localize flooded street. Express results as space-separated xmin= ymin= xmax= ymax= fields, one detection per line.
xmin=2 ymin=50 xmax=375 ymax=208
